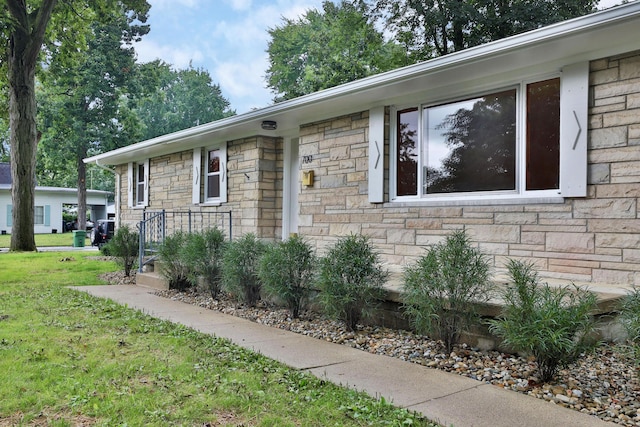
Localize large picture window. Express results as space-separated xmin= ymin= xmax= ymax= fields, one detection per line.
xmin=393 ymin=77 xmax=563 ymax=200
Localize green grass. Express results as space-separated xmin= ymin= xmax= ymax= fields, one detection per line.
xmin=0 ymin=232 xmax=89 ymax=248
xmin=0 ymin=251 xmax=438 ymax=427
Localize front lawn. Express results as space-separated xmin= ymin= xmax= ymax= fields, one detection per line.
xmin=0 ymin=232 xmax=88 ymax=248
xmin=0 ymin=251 xmax=435 ymax=427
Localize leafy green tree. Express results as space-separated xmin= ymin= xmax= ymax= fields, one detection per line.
xmin=266 ymin=0 xmax=406 ymax=101
xmin=1 ymin=0 xmax=149 ymax=251
xmin=371 ymin=0 xmax=598 ymax=61
xmin=133 ymin=61 xmax=235 ymax=141
xmin=37 ymin=9 xmax=146 ymax=230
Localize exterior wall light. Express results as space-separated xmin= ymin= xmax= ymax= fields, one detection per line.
xmin=261 ymin=120 xmax=277 ymax=130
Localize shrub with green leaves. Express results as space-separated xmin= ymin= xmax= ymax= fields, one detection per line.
xmin=182 ymin=228 xmax=227 ymax=298
xmin=402 ymin=229 xmax=492 ymax=353
xmin=258 ymin=235 xmax=316 ymax=318
xmin=102 ymin=224 xmax=139 ymax=276
xmin=157 ymin=231 xmax=191 ymax=291
xmin=488 ymin=259 xmax=598 ymax=382
xmin=619 ymin=287 xmax=640 ymax=365
xmin=221 ymin=233 xmax=266 ymax=307
xmin=317 ymin=234 xmax=388 ymax=332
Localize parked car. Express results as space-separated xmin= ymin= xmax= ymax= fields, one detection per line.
xmin=90 ymin=219 xmax=115 ymax=248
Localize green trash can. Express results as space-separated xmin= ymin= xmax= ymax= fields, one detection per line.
xmin=72 ymin=230 xmax=86 ymax=247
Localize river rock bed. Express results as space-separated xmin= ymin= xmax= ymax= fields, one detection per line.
xmin=99 ymin=269 xmax=640 ymax=426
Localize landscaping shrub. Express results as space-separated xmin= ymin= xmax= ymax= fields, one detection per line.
xmin=619 ymin=287 xmax=640 ymax=365
xmin=102 ymin=224 xmax=139 ymax=276
xmin=402 ymin=229 xmax=492 ymax=353
xmin=488 ymin=259 xmax=598 ymax=383
xmin=316 ymin=234 xmax=388 ymax=332
xmin=158 ymin=231 xmax=191 ymax=291
xmin=221 ymin=233 xmax=266 ymax=307
xmin=182 ymin=228 xmax=227 ymax=298
xmin=258 ymin=235 xmax=316 ymax=318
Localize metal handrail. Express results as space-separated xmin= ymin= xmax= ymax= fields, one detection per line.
xmin=137 ymin=209 xmax=232 ymax=272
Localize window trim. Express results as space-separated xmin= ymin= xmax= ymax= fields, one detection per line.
xmin=389 ymin=63 xmax=587 ymax=204
xmin=192 ymin=143 xmax=227 ymax=206
xmin=127 ymin=159 xmax=149 ymax=208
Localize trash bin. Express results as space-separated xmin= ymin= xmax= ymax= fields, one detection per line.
xmin=72 ymin=230 xmax=86 ymax=247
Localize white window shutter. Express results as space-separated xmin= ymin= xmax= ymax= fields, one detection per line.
xmin=368 ymin=106 xmax=385 ymax=203
xmin=559 ymin=61 xmax=588 ymax=197
xmin=220 ymin=143 xmax=228 ymax=204
xmin=192 ymin=148 xmax=202 ymax=205
xmin=143 ymin=159 xmax=150 ymax=206
xmin=127 ymin=162 xmax=134 ymax=208
xmin=44 ymin=205 xmax=50 ymax=227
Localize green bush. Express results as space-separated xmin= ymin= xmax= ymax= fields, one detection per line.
xmin=158 ymin=231 xmax=191 ymax=291
xmin=102 ymin=224 xmax=139 ymax=277
xmin=619 ymin=287 xmax=640 ymax=365
xmin=317 ymin=234 xmax=388 ymax=332
xmin=182 ymin=228 xmax=227 ymax=298
xmin=221 ymin=233 xmax=266 ymax=307
xmin=258 ymin=235 xmax=316 ymax=318
xmin=488 ymin=259 xmax=598 ymax=383
xmin=402 ymin=229 xmax=492 ymax=353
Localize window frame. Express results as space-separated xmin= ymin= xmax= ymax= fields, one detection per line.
xmin=389 ymin=68 xmax=583 ymax=205
xmin=34 ymin=205 xmax=44 ymax=225
xmin=127 ymin=159 xmax=149 ymax=208
xmin=192 ymin=143 xmax=227 ymax=206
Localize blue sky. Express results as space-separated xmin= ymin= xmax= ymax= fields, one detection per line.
xmin=134 ymin=0 xmax=326 ymax=114
xmin=134 ymin=0 xmax=624 ymax=115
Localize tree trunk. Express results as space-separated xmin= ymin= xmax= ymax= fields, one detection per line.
xmin=8 ymin=21 xmax=38 ymax=252
xmin=7 ymin=0 xmax=58 ymax=251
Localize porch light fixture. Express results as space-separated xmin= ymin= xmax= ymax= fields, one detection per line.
xmin=261 ymin=120 xmax=277 ymax=130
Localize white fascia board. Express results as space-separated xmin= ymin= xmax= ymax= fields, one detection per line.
xmin=84 ymin=2 xmax=640 ymax=166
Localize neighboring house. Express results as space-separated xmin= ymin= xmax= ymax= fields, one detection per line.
xmin=86 ymin=3 xmax=640 ymax=291
xmin=0 ymin=163 xmax=111 ymax=234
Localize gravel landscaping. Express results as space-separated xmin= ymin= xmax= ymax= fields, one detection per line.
xmin=99 ymin=270 xmax=640 ymax=426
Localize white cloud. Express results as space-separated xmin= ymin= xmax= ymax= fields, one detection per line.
xmin=224 ymin=0 xmax=253 ymax=11
xmin=149 ymin=0 xmax=201 ymax=9
xmin=134 ymin=39 xmax=204 ymax=69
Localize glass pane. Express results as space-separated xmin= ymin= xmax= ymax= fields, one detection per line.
xmin=137 ymin=183 xmax=144 ymax=203
xmin=207 ymin=175 xmax=220 ymax=199
xmin=425 ymin=90 xmax=516 ymax=194
xmin=397 ymin=108 xmax=419 ymax=196
xmin=34 ymin=206 xmax=44 ymax=225
xmin=526 ymin=78 xmax=560 ymax=190
xmin=137 ymin=164 xmax=145 ymax=184
xmin=208 ymin=150 xmax=220 ymax=173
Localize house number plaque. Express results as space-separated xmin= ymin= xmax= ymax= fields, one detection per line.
xmin=302 ymin=155 xmax=313 ymax=164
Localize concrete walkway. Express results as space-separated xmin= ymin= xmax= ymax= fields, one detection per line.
xmin=71 ymin=284 xmax=615 ymax=427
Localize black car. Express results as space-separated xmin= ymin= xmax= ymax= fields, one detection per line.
xmin=90 ymin=219 xmax=115 ymax=247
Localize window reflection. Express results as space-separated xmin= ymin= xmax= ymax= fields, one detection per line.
xmin=424 ymin=90 xmax=516 ymax=194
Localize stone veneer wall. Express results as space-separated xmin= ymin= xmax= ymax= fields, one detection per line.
xmin=298 ymin=51 xmax=640 ymax=290
xmin=117 ymin=135 xmax=283 ymax=240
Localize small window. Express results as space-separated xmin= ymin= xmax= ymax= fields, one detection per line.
xmin=206 ymin=149 xmax=221 ymax=201
xmin=192 ymin=144 xmax=227 ymax=205
xmin=34 ymin=206 xmax=44 ymax=225
xmin=128 ymin=159 xmax=149 ymax=208
xmin=136 ymin=163 xmax=146 ymax=205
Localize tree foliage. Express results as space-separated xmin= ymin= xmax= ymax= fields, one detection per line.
xmin=37 ymin=9 xmax=145 ymax=230
xmin=266 ymin=0 xmax=406 ymax=101
xmin=0 ymin=0 xmax=150 ymax=251
xmin=371 ymin=0 xmax=598 ymax=61
xmin=132 ymin=61 xmax=235 ymax=141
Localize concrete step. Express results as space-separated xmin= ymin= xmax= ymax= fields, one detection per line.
xmin=136 ymin=271 xmax=169 ymax=290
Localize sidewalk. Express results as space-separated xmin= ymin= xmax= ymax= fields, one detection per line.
xmin=71 ymin=284 xmax=615 ymax=427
